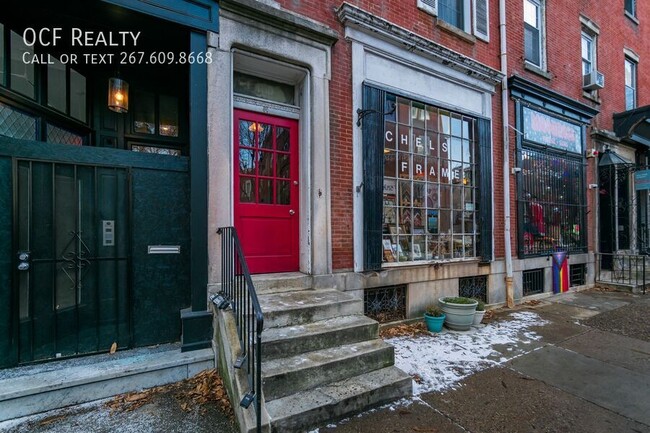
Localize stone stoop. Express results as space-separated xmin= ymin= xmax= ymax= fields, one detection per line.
xmin=0 ymin=344 xmax=214 ymax=422
xmin=257 ymin=288 xmax=412 ymax=433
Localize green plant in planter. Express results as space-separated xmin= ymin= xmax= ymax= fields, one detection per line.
xmin=424 ymin=304 xmax=445 ymax=332
xmin=441 ymin=296 xmax=476 ymax=304
xmin=472 ymin=298 xmax=486 ymax=325
xmin=425 ymin=305 xmax=444 ymax=317
xmin=438 ymin=296 xmax=478 ymax=331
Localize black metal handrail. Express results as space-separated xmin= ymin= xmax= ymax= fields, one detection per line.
xmin=596 ymin=252 xmax=647 ymax=294
xmin=215 ymin=227 xmax=264 ymax=432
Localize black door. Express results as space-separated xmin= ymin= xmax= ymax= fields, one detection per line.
xmin=15 ymin=160 xmax=130 ymax=363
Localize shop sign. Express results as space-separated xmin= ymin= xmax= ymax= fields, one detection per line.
xmin=634 ymin=170 xmax=650 ymax=190
xmin=523 ymin=107 xmax=582 ymax=154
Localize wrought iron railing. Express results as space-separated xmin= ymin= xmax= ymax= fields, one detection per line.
xmin=596 ymin=253 xmax=648 ymax=294
xmin=215 ymin=227 xmax=264 ymax=432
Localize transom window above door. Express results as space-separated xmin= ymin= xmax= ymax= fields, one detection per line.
xmin=234 ymin=72 xmax=295 ymax=106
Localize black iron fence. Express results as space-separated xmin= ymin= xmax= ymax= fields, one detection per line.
xmin=596 ymin=253 xmax=648 ymax=294
xmin=215 ymin=227 xmax=264 ymax=432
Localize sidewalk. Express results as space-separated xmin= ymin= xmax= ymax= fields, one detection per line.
xmin=319 ymin=289 xmax=650 ymax=433
xmin=1 ymin=288 xmax=648 ymax=433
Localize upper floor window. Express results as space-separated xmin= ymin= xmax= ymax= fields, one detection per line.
xmin=625 ymin=0 xmax=636 ymax=18
xmin=417 ymin=0 xmax=489 ymax=41
xmin=625 ymin=58 xmax=637 ymax=110
xmin=581 ymin=32 xmax=594 ymax=76
xmin=524 ymin=0 xmax=544 ymax=68
xmin=439 ymin=0 xmax=466 ymax=30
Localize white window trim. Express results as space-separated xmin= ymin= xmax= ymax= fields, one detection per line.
xmin=625 ymin=56 xmax=637 ymax=110
xmin=579 ymin=15 xmax=600 ymax=36
xmin=524 ymin=0 xmax=547 ymax=71
xmin=438 ymin=0 xmax=472 ymax=34
xmin=581 ymin=31 xmax=596 ymax=74
xmin=625 ymin=0 xmax=637 ymax=18
xmin=624 ymin=47 xmax=640 ymax=63
xmin=417 ymin=0 xmax=438 ymax=16
xmin=418 ymin=0 xmax=490 ymax=42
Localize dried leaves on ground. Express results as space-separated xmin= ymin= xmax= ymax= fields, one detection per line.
xmin=523 ymin=300 xmax=542 ymax=307
xmin=380 ymin=322 xmax=431 ymax=339
xmin=105 ymin=369 xmax=233 ymax=418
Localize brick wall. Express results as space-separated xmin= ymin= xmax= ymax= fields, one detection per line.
xmin=270 ymin=0 xmax=647 ymax=270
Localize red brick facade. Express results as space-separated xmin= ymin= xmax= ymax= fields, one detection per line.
xmin=270 ymin=0 xmax=647 ymax=272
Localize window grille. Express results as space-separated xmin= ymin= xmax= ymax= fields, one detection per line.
xmin=570 ymin=263 xmax=586 ymax=287
xmin=459 ymin=275 xmax=488 ymax=302
xmin=522 ymin=269 xmax=544 ymax=296
xmin=364 ymin=285 xmax=406 ymax=323
xmin=518 ymin=147 xmax=586 ymax=257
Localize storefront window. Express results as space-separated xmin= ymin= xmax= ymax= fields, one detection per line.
xmin=519 ymin=148 xmax=585 ymax=255
xmin=517 ymin=107 xmax=586 ymax=256
xmin=382 ymin=94 xmax=479 ymax=262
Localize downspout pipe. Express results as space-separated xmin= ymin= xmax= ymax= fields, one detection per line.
xmin=500 ymin=0 xmax=515 ymax=307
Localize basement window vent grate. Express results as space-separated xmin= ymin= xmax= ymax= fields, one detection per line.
xmin=364 ymin=285 xmax=406 ymax=323
xmin=459 ymin=275 xmax=488 ymax=302
xmin=570 ymin=263 xmax=587 ymax=287
xmin=523 ymin=269 xmax=545 ymax=296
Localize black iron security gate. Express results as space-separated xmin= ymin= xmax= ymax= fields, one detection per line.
xmin=14 ymin=160 xmax=130 ymax=363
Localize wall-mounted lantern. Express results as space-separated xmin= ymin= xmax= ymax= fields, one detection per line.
xmin=108 ymin=77 xmax=129 ymax=113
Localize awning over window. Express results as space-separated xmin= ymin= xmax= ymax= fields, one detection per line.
xmin=613 ymin=105 xmax=650 ymax=147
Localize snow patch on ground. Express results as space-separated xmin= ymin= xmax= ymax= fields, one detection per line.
xmin=386 ymin=311 xmax=549 ymax=395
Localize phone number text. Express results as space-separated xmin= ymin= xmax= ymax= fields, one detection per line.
xmin=119 ymin=51 xmax=213 ymax=65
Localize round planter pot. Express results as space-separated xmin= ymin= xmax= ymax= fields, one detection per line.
xmin=424 ymin=313 xmax=446 ymax=332
xmin=438 ymin=297 xmax=478 ymax=331
xmin=473 ymin=310 xmax=486 ymax=326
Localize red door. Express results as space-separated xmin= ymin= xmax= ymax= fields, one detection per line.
xmin=234 ymin=110 xmax=299 ymax=274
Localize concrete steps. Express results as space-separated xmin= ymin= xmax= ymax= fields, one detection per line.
xmin=258 ymin=288 xmax=363 ymax=328
xmin=252 ymin=272 xmax=314 ymax=294
xmin=262 ymin=339 xmax=395 ymax=400
xmin=265 ymin=366 xmax=412 ymax=433
xmin=0 ymin=344 xmax=214 ymax=422
xmin=261 ymin=315 xmax=378 ymax=360
xmin=251 ymin=288 xmax=411 ymax=432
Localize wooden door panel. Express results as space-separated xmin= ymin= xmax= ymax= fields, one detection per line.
xmin=234 ymin=110 xmax=299 ymax=273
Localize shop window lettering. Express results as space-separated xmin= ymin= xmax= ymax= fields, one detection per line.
xmin=382 ymin=94 xmax=478 ymax=263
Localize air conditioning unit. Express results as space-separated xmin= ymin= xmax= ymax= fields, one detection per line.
xmin=583 ymin=70 xmax=605 ymax=90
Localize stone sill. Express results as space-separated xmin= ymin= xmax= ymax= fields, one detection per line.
xmin=524 ymin=62 xmax=553 ymax=80
xmin=382 ymin=257 xmax=482 ymax=269
xmin=436 ymin=19 xmax=476 ymax=44
xmin=625 ymin=11 xmax=639 ymax=25
xmin=583 ymin=90 xmax=601 ymax=104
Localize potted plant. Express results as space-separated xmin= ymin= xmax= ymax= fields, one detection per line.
xmin=472 ymin=299 xmax=486 ymax=325
xmin=438 ymin=296 xmax=478 ymax=331
xmin=423 ymin=305 xmax=445 ymax=332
